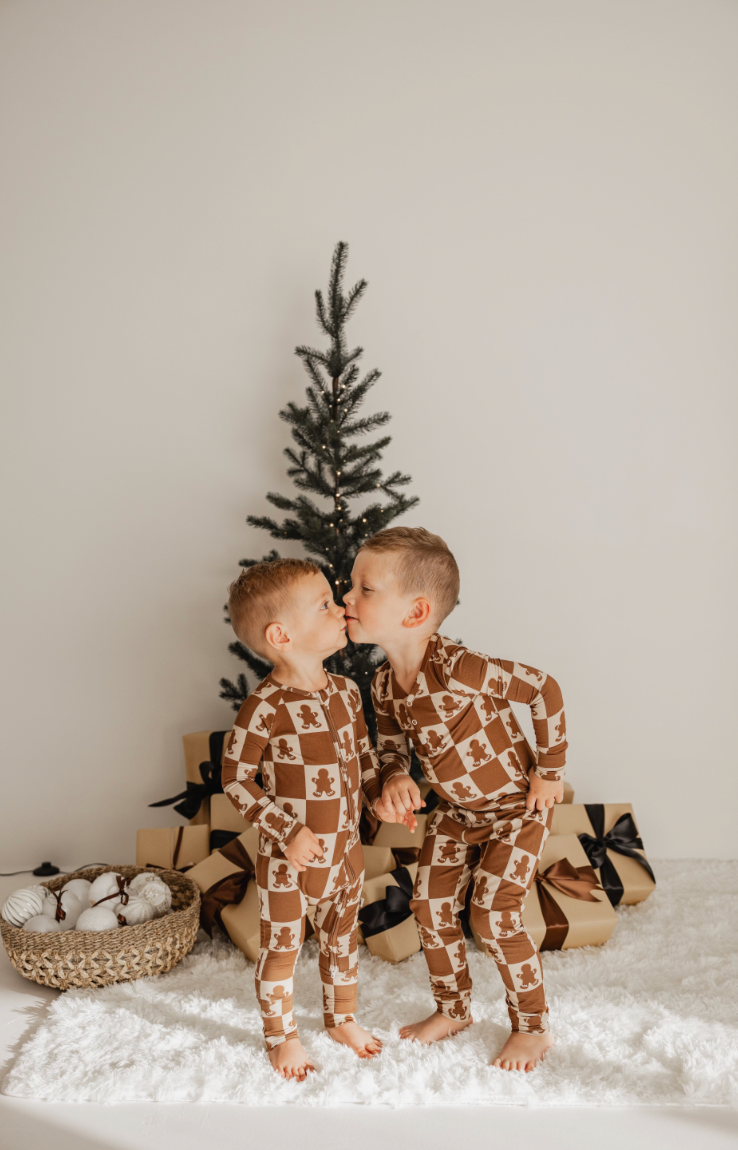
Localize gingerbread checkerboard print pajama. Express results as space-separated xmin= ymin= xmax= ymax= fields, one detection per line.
xmin=372 ymin=634 xmax=567 ymax=1034
xmin=222 ymin=673 xmax=381 ymax=1048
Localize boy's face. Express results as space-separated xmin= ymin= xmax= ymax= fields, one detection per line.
xmin=344 ymin=549 xmax=423 ymax=646
xmin=271 ymin=572 xmax=347 ymax=659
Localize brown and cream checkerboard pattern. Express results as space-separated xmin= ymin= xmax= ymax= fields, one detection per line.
xmin=372 ymin=634 xmax=567 ymax=1034
xmin=222 ymin=673 xmax=381 ymax=1046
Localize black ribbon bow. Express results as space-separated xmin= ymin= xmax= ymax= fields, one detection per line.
xmin=359 ymin=866 xmax=414 ymax=938
xmin=578 ymin=804 xmax=656 ymax=907
xmin=149 ymin=732 xmax=226 ymax=820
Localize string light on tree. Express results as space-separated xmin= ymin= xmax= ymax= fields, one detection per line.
xmin=220 ymin=241 xmax=418 ymax=736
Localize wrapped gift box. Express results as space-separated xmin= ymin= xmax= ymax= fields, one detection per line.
xmin=562 ymin=781 xmax=574 ymax=803
xmin=220 ymin=880 xmax=260 ymax=962
xmin=373 ymin=813 xmax=428 ymax=852
xmin=135 ymin=824 xmax=210 ymax=871
xmin=551 ymin=802 xmax=655 ymax=905
xmin=183 ymin=730 xmax=229 ymax=825
xmin=187 ymin=827 xmax=259 ymax=935
xmin=362 ymin=844 xmax=396 ymax=881
xmin=209 ymin=793 xmax=253 ymax=852
xmin=359 ymin=863 xmax=420 ymax=963
xmin=472 ymin=833 xmax=618 ymax=954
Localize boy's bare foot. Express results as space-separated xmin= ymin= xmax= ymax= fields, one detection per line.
xmin=492 ymin=1031 xmax=554 ymax=1072
xmin=326 ymin=1021 xmax=382 ymax=1058
xmin=399 ymin=1010 xmax=473 ymax=1044
xmin=268 ymin=1038 xmax=315 ymax=1081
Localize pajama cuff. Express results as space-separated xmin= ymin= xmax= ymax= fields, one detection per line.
xmin=282 ymin=820 xmax=305 ymax=846
xmin=533 ymin=767 xmax=564 ymax=782
xmin=379 ymin=763 xmax=411 ymax=787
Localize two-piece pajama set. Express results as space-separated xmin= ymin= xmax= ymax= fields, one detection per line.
xmin=372 ymin=633 xmax=567 ymax=1034
xmin=222 ymin=673 xmax=381 ymax=1049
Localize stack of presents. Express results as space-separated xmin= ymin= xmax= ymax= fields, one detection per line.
xmin=137 ymin=730 xmax=656 ymax=965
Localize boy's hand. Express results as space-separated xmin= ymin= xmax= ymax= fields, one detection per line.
xmin=283 ymin=825 xmax=324 ymax=873
xmin=526 ymin=769 xmax=564 ymax=812
xmin=380 ymin=776 xmax=425 ymax=831
xmin=375 ymin=793 xmax=418 ymax=831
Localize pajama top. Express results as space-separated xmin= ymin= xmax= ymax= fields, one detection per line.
xmin=222 ymin=672 xmax=382 ymax=901
xmin=372 ymin=634 xmax=567 ymax=819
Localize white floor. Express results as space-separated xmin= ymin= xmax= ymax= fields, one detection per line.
xmin=1 ymin=874 xmax=736 ymax=1150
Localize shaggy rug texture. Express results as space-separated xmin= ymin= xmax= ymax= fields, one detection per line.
xmin=3 ymin=860 xmax=737 ymax=1107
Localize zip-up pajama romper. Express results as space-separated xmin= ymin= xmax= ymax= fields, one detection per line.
xmin=222 ymin=672 xmax=381 ymax=1049
xmin=373 ymin=634 xmax=567 ymax=1035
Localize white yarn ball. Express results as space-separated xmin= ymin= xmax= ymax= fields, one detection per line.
xmin=138 ymin=877 xmax=172 ymax=916
xmin=23 ymin=915 xmax=62 ymax=933
xmin=1 ymin=887 xmax=47 ymax=927
xmin=75 ymin=906 xmax=120 ymax=932
xmin=88 ymin=872 xmax=127 ymax=906
xmin=41 ymin=890 xmax=84 ymax=931
xmin=62 ymin=878 xmax=92 ymax=904
xmin=114 ymin=895 xmax=156 ymax=926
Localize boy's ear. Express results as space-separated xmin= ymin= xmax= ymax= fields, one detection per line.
xmin=265 ymin=621 xmax=291 ymax=652
xmin=403 ymin=598 xmax=432 ymax=629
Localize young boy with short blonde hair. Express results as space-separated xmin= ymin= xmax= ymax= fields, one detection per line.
xmin=222 ymin=557 xmax=384 ymax=1080
xmin=343 ymin=527 xmax=567 ymax=1072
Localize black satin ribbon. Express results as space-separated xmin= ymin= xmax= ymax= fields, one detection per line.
xmin=578 ymin=804 xmax=656 ymax=907
xmin=209 ymin=829 xmax=240 ymax=853
xmin=358 ymin=866 xmax=414 ymax=938
xmin=200 ymin=838 xmax=255 ymax=936
xmin=149 ymin=732 xmax=226 ymax=819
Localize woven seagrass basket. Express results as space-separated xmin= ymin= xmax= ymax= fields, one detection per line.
xmin=0 ymin=865 xmax=201 ymax=990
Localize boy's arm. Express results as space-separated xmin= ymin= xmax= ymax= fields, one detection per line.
xmin=446 ymin=650 xmax=567 ymax=781
xmin=221 ymin=693 xmax=303 ymax=847
xmin=350 ymin=687 xmax=382 ymax=815
xmin=371 ymin=673 xmax=413 ymax=786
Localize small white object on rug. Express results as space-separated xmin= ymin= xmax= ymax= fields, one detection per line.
xmin=2 ymin=860 xmax=737 ymax=1107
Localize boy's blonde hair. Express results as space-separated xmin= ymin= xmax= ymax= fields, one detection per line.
xmin=228 ymin=558 xmax=321 ymax=656
xmin=361 ymin=526 xmax=459 ymax=624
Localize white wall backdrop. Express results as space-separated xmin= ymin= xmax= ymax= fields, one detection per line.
xmin=1 ymin=0 xmax=736 ymax=868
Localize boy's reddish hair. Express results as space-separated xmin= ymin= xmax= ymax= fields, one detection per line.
xmin=228 ymin=557 xmax=321 ymax=656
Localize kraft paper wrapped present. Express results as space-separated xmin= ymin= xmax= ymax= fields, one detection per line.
xmin=359 ymin=863 xmax=420 ymax=963
xmin=551 ymin=803 xmax=656 ymax=906
xmin=148 ymin=730 xmax=230 ymax=826
xmin=187 ymin=826 xmax=259 ymax=934
xmin=362 ymin=844 xmax=396 ymax=881
xmin=373 ymin=813 xmax=428 ymax=854
xmin=220 ymin=880 xmax=261 ymax=962
xmin=472 ymin=833 xmax=618 ymax=954
xmin=209 ymin=793 xmax=253 ymax=852
xmin=135 ymin=824 xmax=210 ymax=871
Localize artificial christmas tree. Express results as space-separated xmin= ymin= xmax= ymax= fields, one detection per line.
xmin=220 ymin=241 xmax=418 ymax=733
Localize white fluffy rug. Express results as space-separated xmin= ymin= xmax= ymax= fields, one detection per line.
xmin=3 ymin=860 xmax=737 ymax=1107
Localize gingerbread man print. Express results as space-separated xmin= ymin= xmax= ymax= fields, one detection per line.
xmin=555 ymin=711 xmax=566 ymax=740
xmin=226 ymin=729 xmax=238 ymax=756
xmin=422 ymin=730 xmax=446 ymax=756
xmin=264 ymin=985 xmax=288 ymax=1015
xmin=420 ymin=925 xmax=441 ymax=949
xmin=281 ymin=801 xmax=296 ymax=818
xmin=473 ymin=874 xmax=490 ymax=904
xmin=311 ymin=769 xmax=335 ymax=797
xmin=273 ymin=926 xmax=295 ymax=949
xmin=466 ymin=739 xmax=491 ymax=766
xmin=451 ymin=781 xmax=476 ymax=802
xmin=255 ymin=712 xmax=273 ymax=735
xmin=273 ymin=864 xmax=293 ymax=888
xmin=518 ymin=963 xmax=539 ymax=989
xmin=340 ymin=731 xmax=353 ymax=758
xmin=495 ymin=909 xmax=517 ymax=936
xmin=347 ymin=688 xmax=361 ymax=715
xmin=480 ymin=695 xmax=497 ymax=722
xmin=519 ymin=664 xmax=543 ymax=681
xmin=264 ymin=811 xmax=287 ymax=835
xmin=275 ymin=738 xmax=296 ymax=760
xmin=511 ymin=856 xmax=530 ymax=884
xmin=438 ymin=901 xmax=455 ymax=928
xmin=439 ymin=841 xmax=459 ymax=865
xmin=298 ymin=704 xmax=321 ymax=730
xmin=440 ymin=695 xmax=460 ymax=718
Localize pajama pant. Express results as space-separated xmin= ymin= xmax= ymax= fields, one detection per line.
xmin=410 ymin=800 xmax=553 ymax=1034
xmin=255 ymin=852 xmax=364 ymax=1049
